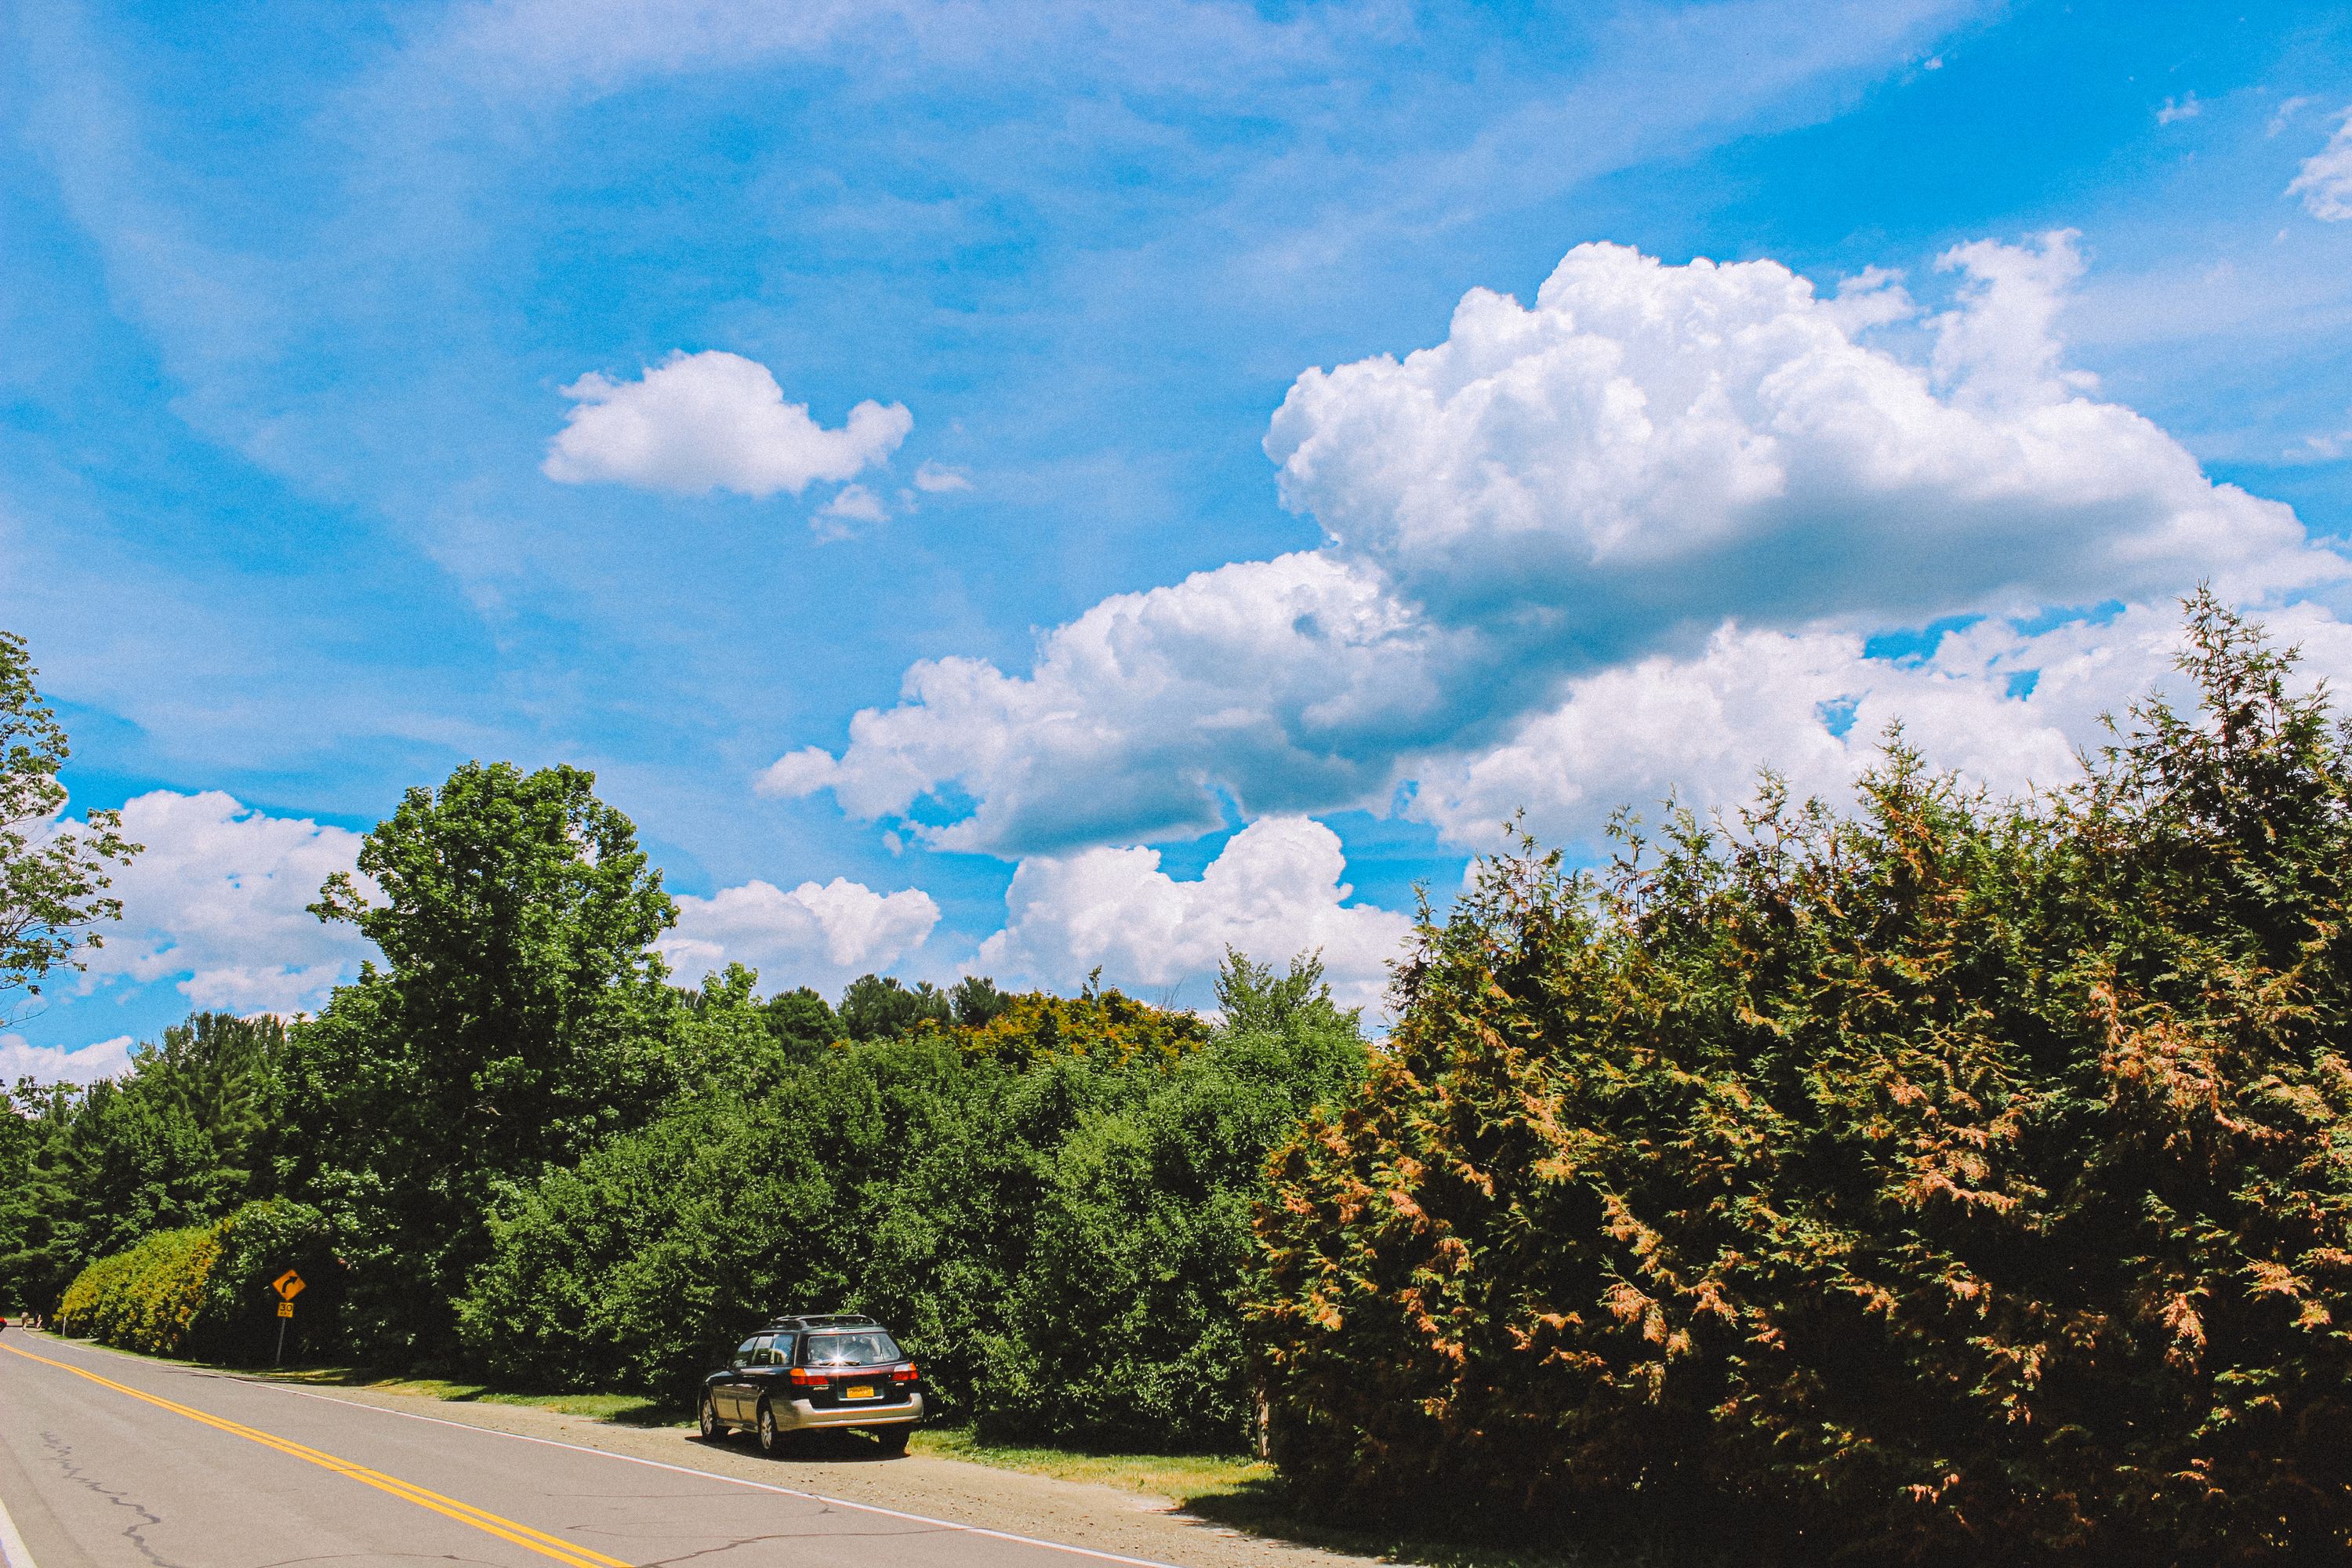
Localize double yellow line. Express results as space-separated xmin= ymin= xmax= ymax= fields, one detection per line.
xmin=0 ymin=1342 xmax=631 ymax=1568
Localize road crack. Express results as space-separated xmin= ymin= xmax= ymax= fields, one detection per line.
xmin=39 ymin=1429 xmax=196 ymax=1568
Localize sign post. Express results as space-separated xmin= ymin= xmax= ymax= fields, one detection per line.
xmin=271 ymin=1269 xmax=306 ymax=1367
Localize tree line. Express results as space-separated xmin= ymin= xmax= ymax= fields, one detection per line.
xmin=0 ymin=665 xmax=1366 ymax=1450
xmin=13 ymin=599 xmax=2352 ymax=1560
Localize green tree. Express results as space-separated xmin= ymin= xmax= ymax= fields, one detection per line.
xmin=677 ymin=964 xmax=811 ymax=1092
xmin=280 ymin=761 xmax=680 ymax=1359
xmin=461 ymin=961 xmax=1363 ymax=1450
xmin=759 ymin=985 xmax=839 ymax=1059
xmin=0 ymin=1011 xmax=283 ymax=1314
xmin=0 ymin=629 xmax=136 ymax=1007
xmin=0 ymin=1080 xmax=82 ymax=1312
xmin=950 ymin=975 xmax=1012 ymax=1028
xmin=837 ymin=972 xmax=951 ymax=1040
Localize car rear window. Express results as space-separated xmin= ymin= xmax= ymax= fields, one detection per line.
xmin=802 ymin=1330 xmax=902 ymax=1367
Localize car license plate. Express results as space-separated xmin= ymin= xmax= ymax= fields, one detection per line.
xmin=845 ymin=1384 xmax=877 ymax=1400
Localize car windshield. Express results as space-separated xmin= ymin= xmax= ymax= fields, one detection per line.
xmin=803 ymin=1330 xmax=901 ymax=1367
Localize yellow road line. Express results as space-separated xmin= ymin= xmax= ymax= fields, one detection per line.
xmin=0 ymin=1342 xmax=631 ymax=1568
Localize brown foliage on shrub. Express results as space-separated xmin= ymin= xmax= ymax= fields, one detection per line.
xmin=1252 ymin=596 xmax=2352 ymax=1564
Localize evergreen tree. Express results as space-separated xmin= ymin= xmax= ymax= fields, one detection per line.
xmin=837 ymin=973 xmax=951 ymax=1040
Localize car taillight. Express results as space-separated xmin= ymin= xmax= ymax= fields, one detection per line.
xmin=788 ymin=1367 xmax=826 ymax=1387
xmin=890 ymin=1363 xmax=918 ymax=1382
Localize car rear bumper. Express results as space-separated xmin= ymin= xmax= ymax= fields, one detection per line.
xmin=776 ymin=1390 xmax=925 ymax=1430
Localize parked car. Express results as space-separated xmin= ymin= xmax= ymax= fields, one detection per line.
xmin=699 ymin=1313 xmax=926 ymax=1455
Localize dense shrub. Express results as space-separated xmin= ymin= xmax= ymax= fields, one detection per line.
xmin=459 ymin=957 xmax=1364 ymax=1449
xmin=56 ymin=1200 xmax=336 ymax=1362
xmin=56 ymin=1223 xmax=217 ymax=1353
xmin=1252 ymin=597 xmax=2352 ymax=1564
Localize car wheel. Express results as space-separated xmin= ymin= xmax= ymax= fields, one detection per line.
xmin=873 ymin=1425 xmax=911 ymax=1456
xmin=699 ymin=1393 xmax=724 ymax=1441
xmin=757 ymin=1399 xmax=789 ymax=1457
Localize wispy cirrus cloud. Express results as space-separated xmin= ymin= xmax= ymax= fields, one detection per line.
xmin=2288 ymin=107 xmax=2352 ymax=220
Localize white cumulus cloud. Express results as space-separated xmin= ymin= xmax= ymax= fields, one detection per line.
xmin=975 ymin=816 xmax=1412 ymax=1015
xmin=0 ymin=1033 xmax=138 ymax=1087
xmin=661 ymin=876 xmax=939 ymax=989
xmin=543 ymin=350 xmax=911 ymax=498
xmin=812 ymin=481 xmax=890 ymax=539
xmin=78 ymin=791 xmax=372 ymax=1015
xmin=1414 ymin=597 xmax=2352 ymax=855
xmin=1266 ymin=235 xmax=2323 ymax=632
xmin=763 ymin=550 xmax=1444 ymax=854
xmin=772 ymin=238 xmax=2346 ymax=858
xmin=2288 ymin=107 xmax=2352 ymax=221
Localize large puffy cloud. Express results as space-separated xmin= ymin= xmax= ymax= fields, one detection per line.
xmin=771 ymin=238 xmax=2347 ymax=858
xmin=2288 ymin=108 xmax=2352 ymax=222
xmin=660 ymin=877 xmax=938 ymax=989
xmin=543 ymin=350 xmax=912 ymax=498
xmin=761 ymin=550 xmax=1453 ymax=853
xmin=1417 ymin=597 xmax=2352 ymax=854
xmin=1266 ymin=235 xmax=2325 ymax=633
xmin=0 ymin=1033 xmax=137 ymax=1086
xmin=78 ymin=791 xmax=371 ymax=1014
xmin=975 ymin=816 xmax=1413 ymax=1014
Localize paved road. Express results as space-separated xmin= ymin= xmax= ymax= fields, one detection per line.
xmin=0 ymin=1334 xmax=1182 ymax=1568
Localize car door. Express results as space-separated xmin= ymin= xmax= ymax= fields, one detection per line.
xmin=718 ymin=1337 xmax=765 ymax=1420
xmin=757 ymin=1334 xmax=795 ymax=1411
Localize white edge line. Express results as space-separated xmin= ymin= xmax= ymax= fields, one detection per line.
xmin=231 ymin=1373 xmax=1192 ymax=1568
xmin=0 ymin=1481 xmax=40 ymax=1568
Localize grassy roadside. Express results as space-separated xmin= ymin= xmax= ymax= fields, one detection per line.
xmin=906 ymin=1425 xmax=1273 ymax=1501
xmin=264 ymin=1365 xmax=677 ymax=1425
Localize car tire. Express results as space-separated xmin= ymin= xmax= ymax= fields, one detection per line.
xmin=757 ymin=1399 xmax=790 ymax=1457
xmin=873 ymin=1425 xmax=911 ymax=1456
xmin=699 ymin=1393 xmax=724 ymax=1441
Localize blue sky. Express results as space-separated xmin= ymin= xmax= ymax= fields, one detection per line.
xmin=5 ymin=0 xmax=2350 ymax=1072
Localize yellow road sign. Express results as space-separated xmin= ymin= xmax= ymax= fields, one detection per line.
xmin=273 ymin=1269 xmax=306 ymax=1301
xmin=277 ymin=1301 xmax=294 ymax=1318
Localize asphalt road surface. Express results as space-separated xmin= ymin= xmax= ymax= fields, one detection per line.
xmin=0 ymin=1334 xmax=1190 ymax=1568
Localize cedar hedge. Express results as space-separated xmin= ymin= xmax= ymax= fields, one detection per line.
xmin=1250 ymin=595 xmax=2352 ymax=1565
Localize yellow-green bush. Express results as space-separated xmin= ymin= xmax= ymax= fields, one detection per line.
xmin=56 ymin=1223 xmax=220 ymax=1354
xmin=56 ymin=1200 xmax=333 ymax=1362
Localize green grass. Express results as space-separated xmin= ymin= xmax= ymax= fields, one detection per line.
xmin=904 ymin=1428 xmax=1597 ymax=1568
xmin=265 ymin=1366 xmax=677 ymax=1425
xmin=909 ymin=1427 xmax=1272 ymax=1500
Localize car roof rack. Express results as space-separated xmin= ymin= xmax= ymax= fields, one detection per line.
xmin=761 ymin=1312 xmax=879 ymax=1331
